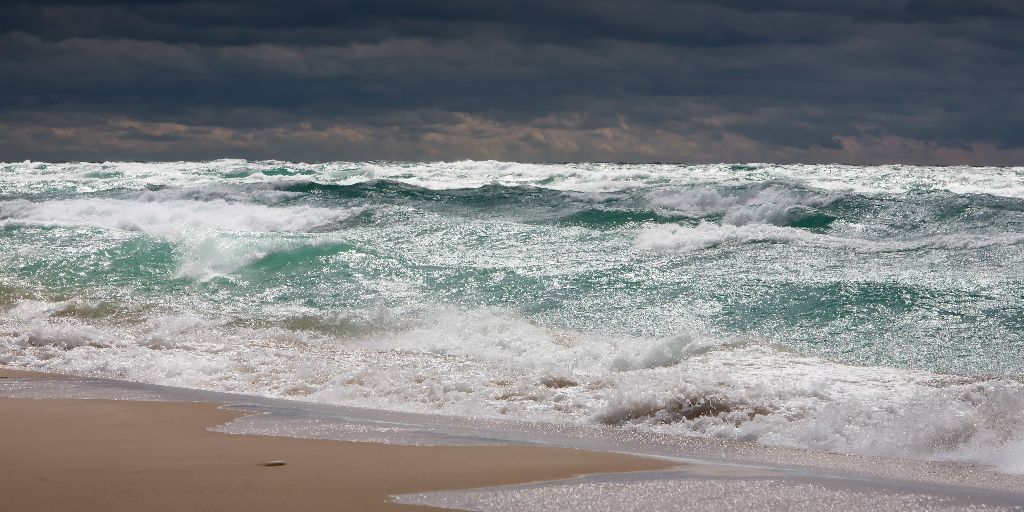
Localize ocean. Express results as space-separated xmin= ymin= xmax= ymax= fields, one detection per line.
xmin=1 ymin=160 xmax=1022 ymax=472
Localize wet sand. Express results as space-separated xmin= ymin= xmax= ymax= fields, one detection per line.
xmin=0 ymin=369 xmax=675 ymax=511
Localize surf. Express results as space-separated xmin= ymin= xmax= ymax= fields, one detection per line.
xmin=1 ymin=160 xmax=1023 ymax=473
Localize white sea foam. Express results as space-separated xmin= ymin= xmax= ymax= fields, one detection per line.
xmin=647 ymin=185 xmax=839 ymax=225
xmin=635 ymin=222 xmax=1024 ymax=253
xmin=3 ymin=160 xmax=1024 ymax=198
xmin=635 ymin=223 xmax=803 ymax=251
xmin=0 ymin=198 xmax=363 ymax=235
xmin=2 ymin=302 xmax=1023 ymax=474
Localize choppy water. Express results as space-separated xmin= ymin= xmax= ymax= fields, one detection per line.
xmin=2 ymin=160 xmax=1023 ymax=472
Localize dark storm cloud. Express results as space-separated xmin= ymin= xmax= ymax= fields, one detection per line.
xmin=0 ymin=1 xmax=1022 ymax=163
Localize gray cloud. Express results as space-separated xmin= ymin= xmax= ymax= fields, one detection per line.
xmin=1 ymin=1 xmax=1022 ymax=163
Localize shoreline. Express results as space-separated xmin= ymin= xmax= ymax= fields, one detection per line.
xmin=0 ymin=367 xmax=677 ymax=511
xmin=3 ymin=367 xmax=1023 ymax=511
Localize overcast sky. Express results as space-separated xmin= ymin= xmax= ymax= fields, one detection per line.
xmin=2 ymin=0 xmax=1023 ymax=163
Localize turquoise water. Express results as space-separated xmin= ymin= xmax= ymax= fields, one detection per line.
xmin=2 ymin=160 xmax=1023 ymax=471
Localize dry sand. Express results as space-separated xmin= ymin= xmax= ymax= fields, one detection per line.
xmin=0 ymin=371 xmax=675 ymax=512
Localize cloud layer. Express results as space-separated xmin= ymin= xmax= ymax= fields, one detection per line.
xmin=2 ymin=1 xmax=1023 ymax=163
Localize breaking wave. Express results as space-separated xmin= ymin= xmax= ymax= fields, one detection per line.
xmin=0 ymin=198 xmax=366 ymax=234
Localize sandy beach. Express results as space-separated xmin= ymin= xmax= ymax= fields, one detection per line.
xmin=0 ymin=370 xmax=674 ymax=512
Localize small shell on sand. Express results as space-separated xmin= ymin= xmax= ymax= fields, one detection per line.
xmin=261 ymin=460 xmax=287 ymax=467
